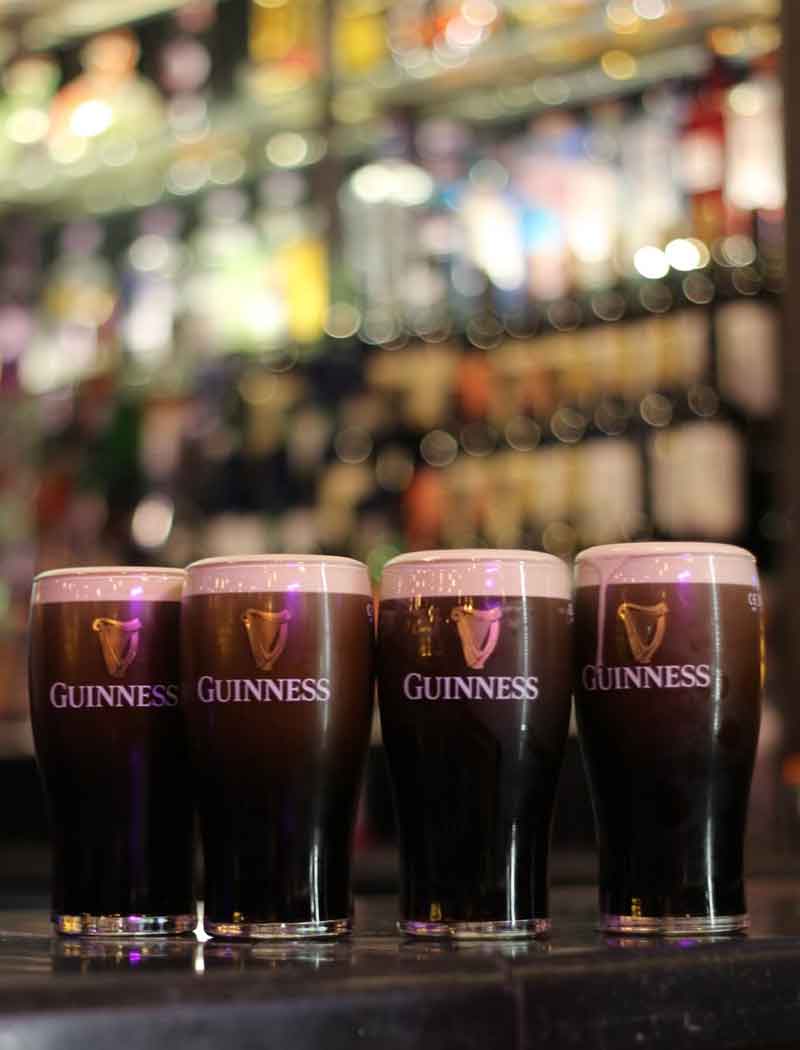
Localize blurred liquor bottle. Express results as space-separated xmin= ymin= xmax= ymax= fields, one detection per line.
xmin=48 ymin=30 xmax=164 ymax=164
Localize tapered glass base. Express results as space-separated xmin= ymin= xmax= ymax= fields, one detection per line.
xmin=601 ymin=913 xmax=749 ymax=935
xmin=399 ymin=918 xmax=550 ymax=940
xmin=55 ymin=913 xmax=196 ymax=937
xmin=205 ymin=917 xmax=351 ymax=940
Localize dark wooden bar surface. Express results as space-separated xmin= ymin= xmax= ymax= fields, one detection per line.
xmin=0 ymin=882 xmax=799 ymax=1049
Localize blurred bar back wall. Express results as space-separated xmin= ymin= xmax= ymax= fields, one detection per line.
xmin=0 ymin=0 xmax=789 ymax=888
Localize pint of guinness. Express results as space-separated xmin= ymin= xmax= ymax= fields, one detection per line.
xmin=378 ymin=550 xmax=572 ymax=938
xmin=182 ymin=555 xmax=374 ymax=939
xmin=28 ymin=567 xmax=195 ymax=936
xmin=574 ymin=542 xmax=763 ymax=935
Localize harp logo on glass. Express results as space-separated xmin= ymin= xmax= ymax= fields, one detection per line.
xmin=581 ymin=598 xmax=711 ymax=692
xmin=93 ymin=617 xmax=142 ymax=678
xmin=242 ymin=608 xmax=291 ymax=671
xmin=618 ymin=601 xmax=668 ymax=665
xmin=451 ymin=605 xmax=502 ymax=670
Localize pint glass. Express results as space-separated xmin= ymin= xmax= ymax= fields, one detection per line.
xmin=574 ymin=542 xmax=763 ymax=935
xmin=182 ymin=555 xmax=374 ymax=939
xmin=28 ymin=567 xmax=195 ymax=936
xmin=378 ymin=550 xmax=573 ymax=938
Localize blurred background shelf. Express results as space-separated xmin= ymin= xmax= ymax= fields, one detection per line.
xmin=0 ymin=0 xmax=781 ymax=216
xmin=0 ymin=0 xmax=792 ymax=868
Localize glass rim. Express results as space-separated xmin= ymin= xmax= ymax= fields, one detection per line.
xmin=185 ymin=554 xmax=367 ymax=572
xmin=34 ymin=566 xmax=186 ymax=582
xmin=383 ymin=549 xmax=564 ymax=570
xmin=575 ymin=542 xmax=755 ymax=564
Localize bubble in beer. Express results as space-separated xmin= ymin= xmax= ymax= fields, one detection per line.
xmin=551 ymin=408 xmax=586 ymax=444
xmin=594 ymin=398 xmax=630 ymax=436
xmin=547 ymin=299 xmax=582 ymax=332
xmin=542 ymin=521 xmax=576 ymax=556
xmin=420 ymin=429 xmax=458 ymax=468
xmin=334 ymin=426 xmax=373 ymax=464
xmin=682 ymin=273 xmax=714 ymax=304
xmin=502 ymin=308 xmax=539 ymax=338
xmin=688 ymin=385 xmax=719 ymax=419
xmin=505 ymin=416 xmax=541 ymax=451
xmin=591 ymin=291 xmax=626 ymax=322
xmin=131 ymin=495 xmax=174 ymax=549
xmin=263 ymin=347 xmax=298 ymax=373
xmin=720 ymin=235 xmax=757 ymax=268
xmin=460 ymin=421 xmax=498 ymax=457
xmin=360 ymin=308 xmax=401 ymax=346
xmin=376 ymin=446 xmax=415 ymax=491
xmin=640 ymin=393 xmax=673 ymax=428
xmin=465 ymin=313 xmax=503 ymax=349
xmin=324 ymin=302 xmax=361 ymax=340
xmin=639 ymin=283 xmax=673 ymax=314
xmin=731 ymin=268 xmax=761 ymax=296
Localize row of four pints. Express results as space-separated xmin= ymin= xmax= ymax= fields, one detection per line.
xmin=28 ymin=542 xmax=762 ymax=938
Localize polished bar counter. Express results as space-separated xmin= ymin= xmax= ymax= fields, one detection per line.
xmin=0 ymin=881 xmax=800 ymax=1049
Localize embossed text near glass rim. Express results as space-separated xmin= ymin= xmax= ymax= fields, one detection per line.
xmin=33 ymin=567 xmax=185 ymax=604
xmin=381 ymin=549 xmax=571 ymax=601
xmin=575 ymin=542 xmax=758 ymax=589
xmin=184 ymin=555 xmax=371 ymax=597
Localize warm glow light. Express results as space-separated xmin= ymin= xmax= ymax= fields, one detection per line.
xmin=101 ymin=139 xmax=136 ymax=167
xmin=570 ymin=218 xmax=613 ymax=264
xmin=445 ymin=16 xmax=485 ymax=49
xmin=69 ymin=99 xmax=113 ymax=138
xmin=166 ymin=158 xmax=209 ymax=196
xmin=728 ymin=82 xmax=764 ymax=118
xmin=633 ymin=0 xmax=668 ymax=19
xmin=242 ymin=296 xmax=285 ymax=340
xmin=720 ymin=235 xmax=757 ymax=268
xmin=129 ymin=234 xmax=170 ymax=273
xmin=533 ymin=76 xmax=570 ymax=105
xmin=461 ymin=0 xmax=498 ymax=27
xmin=350 ymin=164 xmax=385 ymax=204
xmin=606 ymin=2 xmax=639 ymax=32
xmin=601 ymin=50 xmax=638 ymax=80
xmin=6 ymin=107 xmax=48 ymax=144
xmin=708 ymin=26 xmax=743 ymax=57
xmin=349 ymin=162 xmax=433 ymax=207
xmin=265 ymin=131 xmax=309 ymax=168
xmin=665 ymin=238 xmax=705 ymax=272
xmin=634 ymin=245 xmax=669 ymax=279
xmin=132 ymin=495 xmax=174 ymax=549
xmin=210 ymin=150 xmax=246 ymax=185
xmin=49 ymin=134 xmax=87 ymax=164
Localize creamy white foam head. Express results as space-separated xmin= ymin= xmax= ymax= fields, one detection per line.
xmin=575 ymin=542 xmax=758 ymax=589
xmin=185 ymin=555 xmax=371 ymax=597
xmin=32 ymin=567 xmax=185 ymax=604
xmin=381 ymin=549 xmax=571 ymax=601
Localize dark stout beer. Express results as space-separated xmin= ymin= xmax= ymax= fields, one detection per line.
xmin=28 ymin=567 xmax=194 ymax=936
xmin=378 ymin=550 xmax=572 ymax=938
xmin=182 ymin=555 xmax=374 ymax=939
xmin=574 ymin=542 xmax=762 ymax=934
